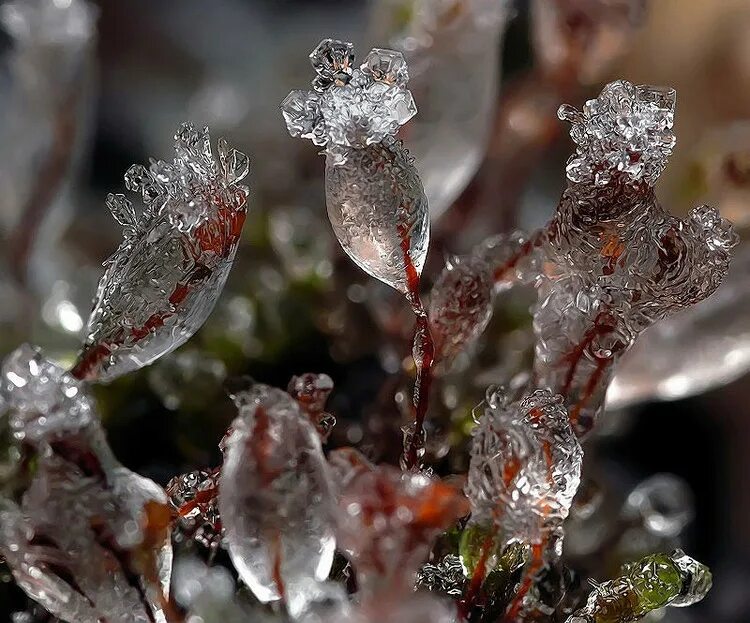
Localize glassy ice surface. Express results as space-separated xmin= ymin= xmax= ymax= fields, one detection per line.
xmin=0 ymin=345 xmax=172 ymax=623
xmin=72 ymin=123 xmax=249 ymax=382
xmin=607 ymin=246 xmax=750 ymax=408
xmin=368 ymin=0 xmax=510 ymax=218
xmin=466 ymin=388 xmax=582 ymax=545
xmin=283 ymin=40 xmax=428 ymax=293
xmin=325 ymin=140 xmax=429 ymax=292
xmin=218 ymin=383 xmax=336 ymax=604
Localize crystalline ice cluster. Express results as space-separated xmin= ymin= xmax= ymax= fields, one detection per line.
xmin=567 ymin=550 xmax=712 ymax=623
xmin=0 ymin=345 xmax=173 ymax=623
xmin=329 ymin=447 xmax=469 ymax=599
xmin=218 ymin=382 xmax=336 ymax=605
xmin=438 ymin=80 xmax=737 ymax=436
xmin=166 ymin=468 xmax=221 ymax=551
xmin=72 ymin=123 xmax=250 ymax=382
xmin=466 ymin=388 xmax=582 ymax=546
xmin=281 ymin=39 xmax=416 ymax=149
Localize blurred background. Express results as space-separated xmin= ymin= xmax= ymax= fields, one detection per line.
xmin=1 ymin=0 xmax=750 ymax=620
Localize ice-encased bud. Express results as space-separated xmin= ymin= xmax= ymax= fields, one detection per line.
xmin=287 ymin=372 xmax=336 ymax=440
xmin=623 ymin=474 xmax=694 ymax=538
xmin=428 ymin=255 xmax=494 ymax=367
xmin=72 ymin=123 xmax=250 ymax=382
xmin=559 ymin=80 xmax=676 ymax=187
xmin=325 ymin=140 xmax=429 ymax=293
xmin=0 ymin=347 xmax=173 ymax=623
xmin=466 ymin=388 xmax=582 ymax=544
xmin=167 ymin=468 xmax=221 ymax=551
xmin=329 ymin=447 xmax=468 ymax=598
xmin=282 ymin=40 xmax=417 ymax=149
xmin=218 ymin=382 xmax=336 ymax=604
xmin=670 ymin=549 xmax=713 ymax=607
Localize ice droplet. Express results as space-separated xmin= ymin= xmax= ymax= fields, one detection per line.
xmin=623 ymin=473 xmax=694 ymax=538
xmin=218 ymin=382 xmax=336 ymax=604
xmin=72 ymin=123 xmax=250 ymax=382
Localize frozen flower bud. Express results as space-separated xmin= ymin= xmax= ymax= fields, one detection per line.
xmin=329 ymin=447 xmax=469 ymax=598
xmin=282 ymin=40 xmax=428 ymax=294
xmin=72 ymin=123 xmax=250 ymax=382
xmin=218 ymin=382 xmax=336 ymax=605
xmin=0 ymin=346 xmax=173 ymax=623
xmin=466 ymin=388 xmax=582 ymax=546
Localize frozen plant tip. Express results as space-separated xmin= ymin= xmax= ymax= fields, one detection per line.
xmin=282 ymin=39 xmax=434 ymax=470
xmin=72 ymin=123 xmax=250 ymax=382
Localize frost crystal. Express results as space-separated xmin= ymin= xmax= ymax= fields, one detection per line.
xmin=218 ymin=382 xmax=336 ymax=605
xmin=72 ymin=123 xmax=250 ymax=382
xmin=281 ymin=39 xmax=415 ymax=149
xmin=466 ymin=388 xmax=582 ymax=546
xmin=329 ymin=447 xmax=469 ymax=598
xmin=567 ymin=550 xmax=712 ymax=622
xmin=0 ymin=346 xmax=173 ymax=623
xmin=558 ymin=80 xmax=676 ymax=187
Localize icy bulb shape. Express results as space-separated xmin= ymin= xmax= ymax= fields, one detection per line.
xmin=0 ymin=345 xmax=173 ymax=623
xmin=218 ymin=382 xmax=336 ymax=604
xmin=325 ymin=140 xmax=429 ymax=292
xmin=282 ymin=40 xmax=427 ymax=293
xmin=72 ymin=123 xmax=250 ymax=382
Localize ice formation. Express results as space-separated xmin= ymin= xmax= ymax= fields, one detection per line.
xmin=437 ymin=80 xmax=737 ymax=436
xmin=72 ymin=123 xmax=250 ymax=382
xmin=329 ymin=447 xmax=469 ymax=599
xmin=567 ymin=550 xmax=712 ymax=623
xmin=0 ymin=345 xmax=173 ymax=623
xmin=218 ymin=382 xmax=336 ymax=605
xmin=282 ymin=40 xmax=434 ymax=469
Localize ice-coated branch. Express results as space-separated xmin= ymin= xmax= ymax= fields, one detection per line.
xmin=567 ymin=550 xmax=712 ymax=623
xmin=72 ymin=123 xmax=250 ymax=382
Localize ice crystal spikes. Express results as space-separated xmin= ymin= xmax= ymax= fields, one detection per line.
xmin=567 ymin=550 xmax=712 ymax=623
xmin=72 ymin=123 xmax=250 ymax=382
xmin=218 ymin=382 xmax=336 ymax=605
xmin=0 ymin=346 xmax=173 ymax=623
xmin=466 ymin=388 xmax=582 ymax=546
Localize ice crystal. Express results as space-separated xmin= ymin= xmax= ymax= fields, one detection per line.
xmin=281 ymin=39 xmax=415 ymax=149
xmin=287 ymin=372 xmax=336 ymax=440
xmin=416 ymin=554 xmax=467 ymax=597
xmin=466 ymin=388 xmax=582 ymax=546
xmin=166 ymin=468 xmax=221 ymax=551
xmin=567 ymin=550 xmax=712 ymax=622
xmin=72 ymin=123 xmax=250 ymax=382
xmin=329 ymin=447 xmax=469 ymax=598
xmin=0 ymin=346 xmax=173 ymax=623
xmin=218 ymin=382 xmax=336 ymax=604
